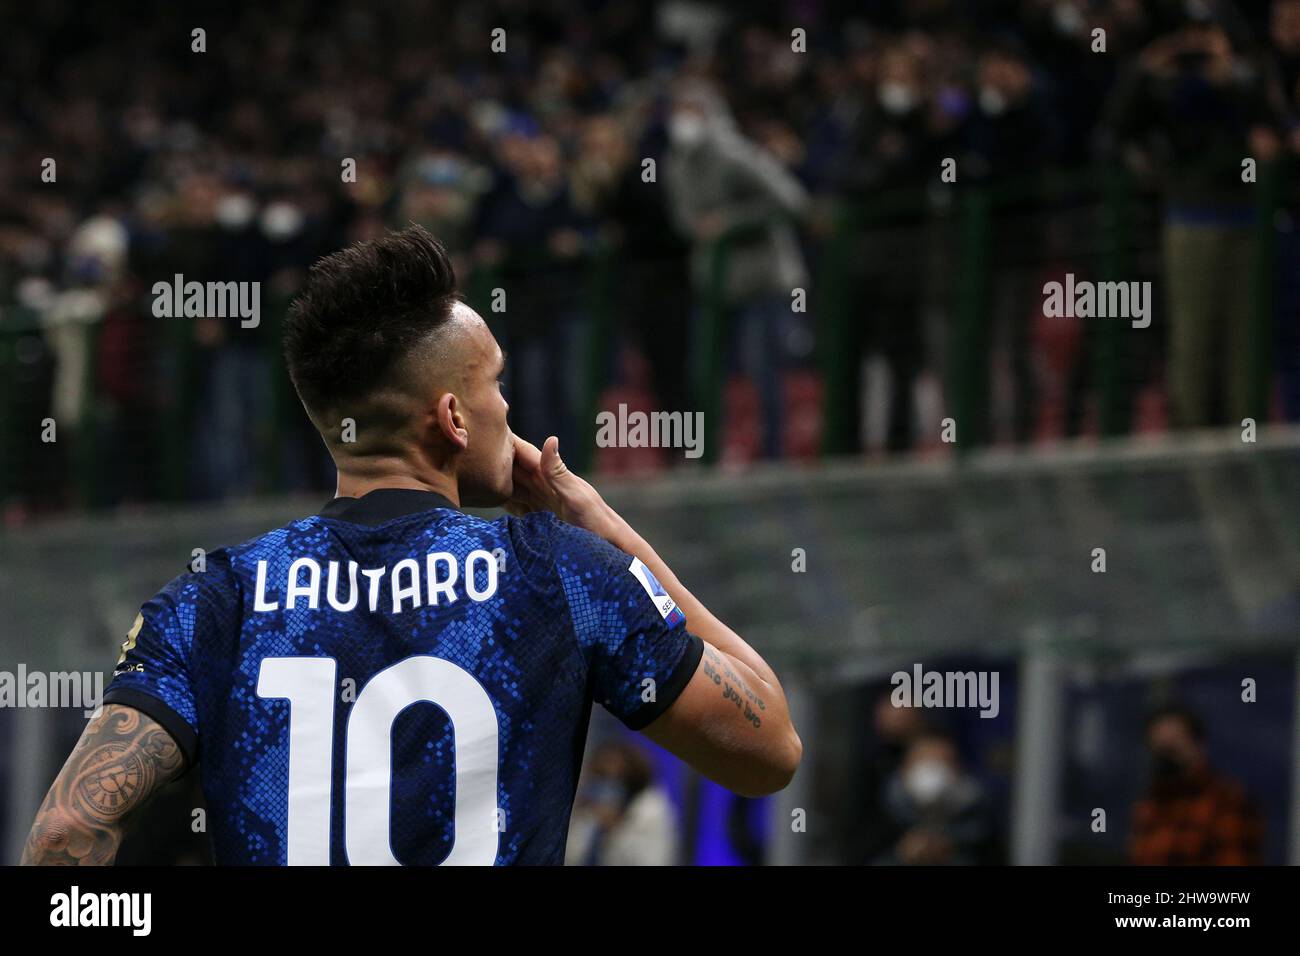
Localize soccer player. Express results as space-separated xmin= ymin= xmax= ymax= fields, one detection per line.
xmin=21 ymin=226 xmax=800 ymax=866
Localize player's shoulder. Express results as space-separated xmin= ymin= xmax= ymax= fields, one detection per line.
xmin=498 ymin=510 xmax=627 ymax=573
xmin=204 ymin=519 xmax=307 ymax=581
xmin=160 ymin=515 xmax=324 ymax=608
xmin=154 ymin=545 xmax=237 ymax=597
xmin=138 ymin=544 xmax=241 ymax=642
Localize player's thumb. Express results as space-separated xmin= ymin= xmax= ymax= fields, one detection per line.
xmin=540 ymin=436 xmax=572 ymax=490
xmin=541 ymin=437 xmax=599 ymax=518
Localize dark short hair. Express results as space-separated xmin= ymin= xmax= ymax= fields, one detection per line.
xmin=1146 ymin=704 xmax=1206 ymax=742
xmin=284 ymin=224 xmax=459 ymax=420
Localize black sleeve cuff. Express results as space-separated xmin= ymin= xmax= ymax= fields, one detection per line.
xmin=101 ymin=687 xmax=199 ymax=770
xmin=622 ymin=632 xmax=705 ymax=731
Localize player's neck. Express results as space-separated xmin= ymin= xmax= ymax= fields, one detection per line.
xmin=334 ymin=466 xmax=460 ymax=507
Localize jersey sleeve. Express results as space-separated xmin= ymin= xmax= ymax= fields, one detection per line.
xmin=544 ymin=517 xmax=704 ymax=730
xmin=101 ymin=555 xmax=234 ymax=767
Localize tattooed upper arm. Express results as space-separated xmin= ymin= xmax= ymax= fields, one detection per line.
xmin=640 ymin=639 xmax=797 ymax=798
xmin=21 ymin=703 xmax=187 ymax=865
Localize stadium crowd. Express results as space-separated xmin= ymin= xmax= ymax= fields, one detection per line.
xmin=2 ymin=0 xmax=1299 ymax=516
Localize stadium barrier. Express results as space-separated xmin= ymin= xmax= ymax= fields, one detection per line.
xmin=0 ymin=426 xmax=1297 ymax=862
xmin=0 ymin=160 xmax=1290 ymax=505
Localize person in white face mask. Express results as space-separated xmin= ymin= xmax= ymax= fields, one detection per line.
xmin=873 ymin=731 xmax=997 ymax=865
xmin=878 ymin=79 xmax=919 ymax=117
xmin=668 ymin=105 xmax=709 ymax=150
xmin=975 ymin=43 xmax=1034 ymax=118
xmin=966 ymin=38 xmax=1063 ymax=446
xmin=874 ymin=42 xmax=927 ymax=119
xmin=663 ymin=81 xmax=811 ymax=461
xmin=832 ymin=40 xmax=945 ymax=455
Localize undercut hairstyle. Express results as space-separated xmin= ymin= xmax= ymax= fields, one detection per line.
xmin=284 ymin=225 xmax=460 ymax=424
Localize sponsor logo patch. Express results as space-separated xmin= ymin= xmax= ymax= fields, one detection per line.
xmin=628 ymin=557 xmax=685 ymax=627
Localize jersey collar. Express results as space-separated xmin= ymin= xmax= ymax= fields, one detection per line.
xmin=317 ymin=488 xmax=460 ymax=526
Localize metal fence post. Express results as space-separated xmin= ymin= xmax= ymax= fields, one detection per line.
xmin=950 ymin=186 xmax=991 ymax=452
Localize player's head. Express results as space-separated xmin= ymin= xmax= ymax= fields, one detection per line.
xmin=284 ymin=225 xmax=513 ymax=506
xmin=1145 ymin=704 xmax=1207 ymax=775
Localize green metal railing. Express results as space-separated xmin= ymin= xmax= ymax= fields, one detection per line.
xmin=0 ymin=162 xmax=1288 ymax=507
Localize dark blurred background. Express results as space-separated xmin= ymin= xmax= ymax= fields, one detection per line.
xmin=1 ymin=0 xmax=1298 ymax=865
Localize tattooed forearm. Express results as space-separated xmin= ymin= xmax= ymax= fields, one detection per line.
xmin=21 ymin=704 xmax=185 ymax=865
xmin=704 ymin=645 xmax=766 ymax=708
xmin=703 ymin=646 xmax=765 ymax=728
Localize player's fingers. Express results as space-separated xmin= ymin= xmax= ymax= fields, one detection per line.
xmin=509 ymin=465 xmax=545 ymax=509
xmin=540 ymin=436 xmax=570 ymax=485
xmin=511 ymin=433 xmax=543 ymax=472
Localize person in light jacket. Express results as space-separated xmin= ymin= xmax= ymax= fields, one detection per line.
xmin=664 ymin=81 xmax=810 ymax=460
xmin=566 ymin=740 xmax=679 ymax=866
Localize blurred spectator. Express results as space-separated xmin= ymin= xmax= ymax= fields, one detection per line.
xmin=664 ymin=80 xmax=810 ymax=461
xmin=1104 ymin=8 xmax=1281 ymax=428
xmin=575 ymin=112 xmax=694 ymax=429
xmin=475 ymin=132 xmax=591 ymax=453
xmin=0 ymin=0 xmax=1294 ymax=515
xmin=1021 ymin=1 xmax=1146 ymax=156
xmin=1129 ymin=704 xmax=1263 ymax=865
xmin=566 ymin=740 xmax=678 ymax=866
xmin=847 ymin=691 xmax=930 ymax=863
xmin=870 ymin=729 xmax=998 ymax=865
xmin=969 ymin=36 xmax=1064 ymax=445
xmin=397 ymin=150 xmax=490 ymax=272
xmin=1268 ymin=0 xmax=1300 ymax=421
xmin=834 ymin=36 xmax=959 ymax=452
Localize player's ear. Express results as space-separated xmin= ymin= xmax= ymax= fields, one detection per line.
xmin=436 ymin=392 xmax=469 ymax=450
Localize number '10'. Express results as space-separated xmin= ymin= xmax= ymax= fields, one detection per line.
xmin=256 ymin=655 xmax=501 ymax=865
